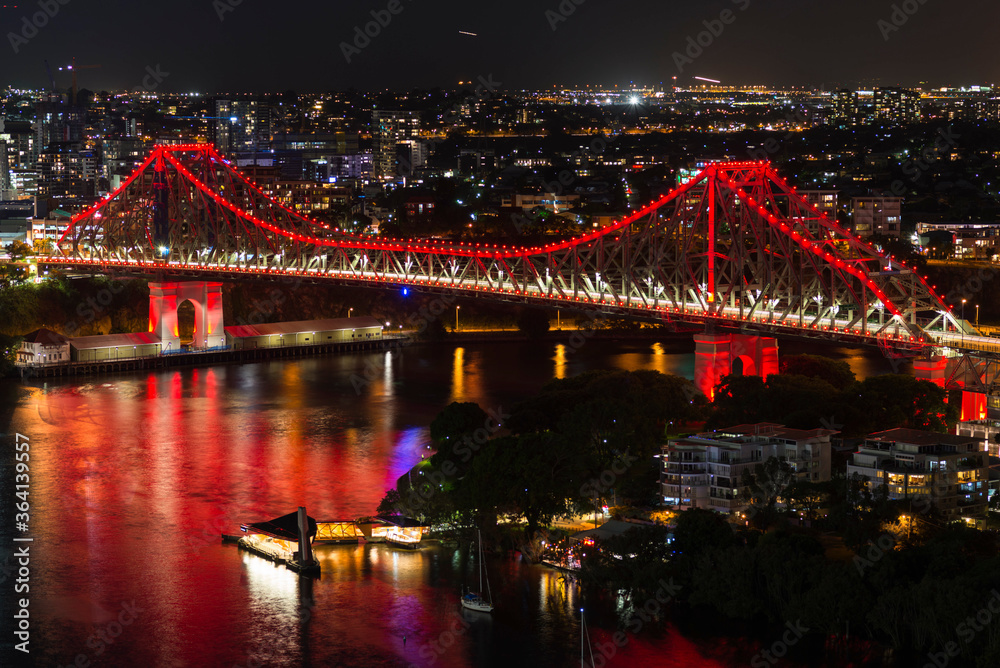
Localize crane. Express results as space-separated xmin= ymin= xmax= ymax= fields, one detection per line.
xmin=58 ymin=58 xmax=101 ymax=104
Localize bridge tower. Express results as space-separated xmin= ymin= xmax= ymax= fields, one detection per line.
xmin=693 ymin=332 xmax=779 ymax=400
xmin=149 ymin=282 xmax=225 ymax=351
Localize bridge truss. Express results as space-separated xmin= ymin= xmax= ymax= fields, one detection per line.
xmin=53 ymin=144 xmax=964 ymax=348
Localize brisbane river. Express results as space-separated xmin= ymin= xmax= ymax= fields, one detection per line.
xmin=1 ymin=336 xmax=898 ymax=667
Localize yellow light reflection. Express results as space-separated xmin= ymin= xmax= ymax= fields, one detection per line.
xmin=650 ymin=342 xmax=668 ymax=375
xmin=554 ymin=344 xmax=567 ymax=380
xmin=451 ymin=347 xmax=466 ymax=401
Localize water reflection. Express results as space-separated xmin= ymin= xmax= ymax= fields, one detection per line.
xmin=452 ymin=347 xmax=465 ymax=401
xmin=8 ymin=339 xmax=897 ymax=667
xmin=553 ymin=344 xmax=567 ymax=380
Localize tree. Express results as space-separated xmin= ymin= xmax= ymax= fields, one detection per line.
xmin=848 ymin=375 xmax=955 ymax=434
xmin=508 ymin=370 xmax=707 ymax=501
xmin=1 ymin=241 xmax=32 ymax=287
xmin=458 ymin=432 xmax=580 ymax=544
xmin=581 ymin=524 xmax=672 ymax=601
xmin=741 ymin=456 xmax=795 ymax=529
xmin=779 ymin=354 xmax=856 ymax=391
xmin=516 ymin=307 xmax=549 ymax=339
xmin=429 ymin=401 xmax=489 ymax=465
xmin=32 ymin=238 xmax=54 ymax=256
xmin=785 ymin=480 xmax=831 ymax=521
xmin=0 ymin=333 xmax=20 ymax=377
xmin=417 ymin=315 xmax=448 ymax=341
xmin=706 ymin=374 xmax=768 ymax=428
xmin=6 ymin=240 xmax=32 ymax=261
xmin=671 ymin=507 xmax=735 ymax=558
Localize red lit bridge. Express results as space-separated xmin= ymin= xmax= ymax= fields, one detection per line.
xmin=50 ymin=143 xmax=974 ymax=352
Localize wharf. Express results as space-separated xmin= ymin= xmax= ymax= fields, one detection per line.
xmin=18 ymin=336 xmax=407 ymax=379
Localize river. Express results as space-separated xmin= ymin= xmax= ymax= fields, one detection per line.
xmin=1 ymin=336 xmax=898 ymax=667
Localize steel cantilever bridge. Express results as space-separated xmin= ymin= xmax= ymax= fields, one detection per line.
xmin=52 ymin=143 xmax=977 ymax=353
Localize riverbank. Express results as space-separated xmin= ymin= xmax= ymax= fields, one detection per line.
xmin=16 ymin=335 xmax=407 ymax=379
xmin=433 ymin=326 xmax=699 ymax=344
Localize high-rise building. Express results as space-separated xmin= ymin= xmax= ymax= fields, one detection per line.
xmin=0 ymin=138 xmax=11 ymax=199
xmin=0 ymin=119 xmax=37 ymax=171
xmin=372 ymin=109 xmax=419 ymax=178
xmin=852 ymin=196 xmax=902 ymax=238
xmin=831 ymin=90 xmax=875 ymax=128
xmin=34 ymin=101 xmax=84 ymax=149
xmin=37 ymin=145 xmax=97 ymax=206
xmin=875 ymin=87 xmax=921 ymax=124
xmin=394 ymin=139 xmax=426 ymax=178
xmin=214 ymin=99 xmax=272 ymax=154
xmin=324 ymin=153 xmax=373 ymax=180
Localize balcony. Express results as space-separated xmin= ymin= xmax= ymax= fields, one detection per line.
xmin=663 ymin=475 xmax=708 ymax=486
xmin=665 ymin=464 xmax=707 ymax=474
xmin=708 ymin=498 xmax=744 ymax=510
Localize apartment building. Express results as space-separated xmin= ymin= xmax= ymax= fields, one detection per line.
xmin=661 ymin=423 xmax=836 ymax=513
xmin=846 ymin=428 xmax=988 ymax=523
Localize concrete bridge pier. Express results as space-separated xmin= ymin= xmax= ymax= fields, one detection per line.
xmin=149 ymin=281 xmax=226 ymax=351
xmin=913 ymin=356 xmax=948 ymax=388
xmin=693 ymin=332 xmax=779 ymax=400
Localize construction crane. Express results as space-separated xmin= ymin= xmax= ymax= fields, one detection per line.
xmin=58 ymin=58 xmax=101 ymax=104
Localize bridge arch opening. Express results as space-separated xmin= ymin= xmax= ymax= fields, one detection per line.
xmin=177 ymin=299 xmax=198 ymax=346
xmin=149 ymin=282 xmax=226 ymax=351
xmin=732 ymin=355 xmax=756 ymax=377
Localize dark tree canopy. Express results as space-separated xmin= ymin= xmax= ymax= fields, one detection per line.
xmin=707 ymin=368 xmax=955 ymax=437
xmin=779 ymin=354 xmax=857 ymax=390
xmin=516 ymin=307 xmax=550 ymax=339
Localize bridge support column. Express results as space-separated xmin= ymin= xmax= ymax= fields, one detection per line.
xmin=961 ymin=391 xmax=988 ymax=422
xmin=913 ymin=356 xmax=948 ymax=388
xmin=693 ymin=332 xmax=778 ymax=401
xmin=694 ymin=333 xmax=731 ymax=401
xmin=149 ymin=281 xmax=226 ymax=351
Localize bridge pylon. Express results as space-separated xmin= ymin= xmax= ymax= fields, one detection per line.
xmin=149 ymin=281 xmax=225 ymax=351
xmin=693 ymin=331 xmax=779 ymax=400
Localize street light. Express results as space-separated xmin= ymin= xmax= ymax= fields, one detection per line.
xmin=962 ymin=299 xmax=967 ymax=347
xmin=456 ymin=305 xmax=460 ymax=332
xmin=976 ymin=304 xmax=980 ymax=328
xmin=348 ymin=308 xmax=353 ymax=318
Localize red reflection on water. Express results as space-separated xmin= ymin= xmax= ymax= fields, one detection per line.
xmin=14 ymin=346 xmax=862 ymax=667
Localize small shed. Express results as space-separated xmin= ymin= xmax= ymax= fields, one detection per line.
xmin=70 ymin=332 xmax=163 ymax=362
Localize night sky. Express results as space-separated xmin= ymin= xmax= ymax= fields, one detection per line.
xmin=1 ymin=0 xmax=998 ymax=92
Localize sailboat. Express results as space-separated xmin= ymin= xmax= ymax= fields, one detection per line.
xmin=461 ymin=529 xmax=494 ymax=613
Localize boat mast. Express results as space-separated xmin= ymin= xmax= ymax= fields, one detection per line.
xmin=477 ymin=529 xmax=484 ymax=593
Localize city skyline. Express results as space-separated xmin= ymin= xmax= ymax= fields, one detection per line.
xmin=1 ymin=0 xmax=999 ymax=93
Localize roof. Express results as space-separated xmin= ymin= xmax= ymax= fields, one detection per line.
xmin=243 ymin=511 xmax=318 ymax=542
xmin=22 ymin=328 xmax=69 ymax=346
xmin=571 ymin=519 xmax=643 ymax=542
xmin=722 ymin=423 xmax=840 ymax=439
xmin=867 ymin=428 xmax=978 ymax=448
xmin=374 ymin=515 xmax=428 ymax=528
xmin=224 ymin=316 xmax=381 ymax=338
xmin=70 ymin=331 xmax=162 ymax=350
